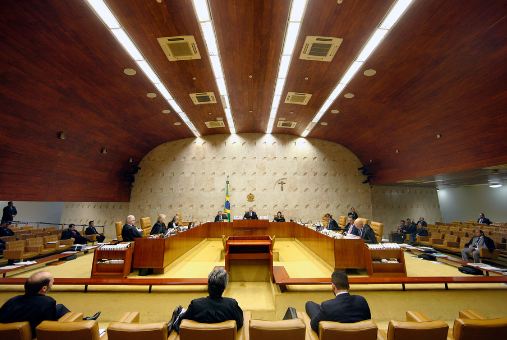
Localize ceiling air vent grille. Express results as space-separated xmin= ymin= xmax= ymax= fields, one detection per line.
xmin=157 ymin=36 xmax=201 ymax=61
xmin=299 ymin=36 xmax=343 ymax=62
xmin=277 ymin=121 xmax=297 ymax=128
xmin=205 ymin=121 xmax=225 ymax=128
xmin=284 ymin=92 xmax=312 ymax=105
xmin=189 ymin=92 xmax=217 ymax=105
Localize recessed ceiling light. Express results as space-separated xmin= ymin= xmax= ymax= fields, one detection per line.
xmin=162 ymin=110 xmax=171 ymax=113
xmin=59 ymin=132 xmax=66 ymax=140
xmin=321 ymin=122 xmax=328 ymax=125
xmin=279 ymin=118 xmax=286 ymax=121
xmin=437 ymin=134 xmax=441 ymax=138
xmin=331 ymin=110 xmax=339 ymax=114
xmin=174 ymin=122 xmax=181 ymax=126
xmin=216 ymin=117 xmax=223 ymax=120
xmin=124 ymin=68 xmax=136 ymax=75
xmin=344 ymin=93 xmax=354 ymax=98
xmin=363 ymin=69 xmax=376 ymax=76
xmin=396 ymin=149 xmax=399 ymax=153
xmin=101 ymin=148 xmax=107 ymax=154
xmin=147 ymin=93 xmax=157 ymax=98
xmin=208 ymin=112 xmax=212 ymax=115
xmin=489 ymin=184 xmax=502 ymax=188
xmin=305 ymin=77 xmax=309 ymax=80
xmin=249 ymin=75 xmax=252 ymax=78
xmin=249 ymin=110 xmax=253 ymax=113
xmin=192 ymin=77 xmax=197 ymax=80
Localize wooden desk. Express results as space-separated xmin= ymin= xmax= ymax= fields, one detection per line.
xmin=225 ymin=236 xmax=273 ymax=281
xmin=232 ymin=219 xmax=269 ymax=230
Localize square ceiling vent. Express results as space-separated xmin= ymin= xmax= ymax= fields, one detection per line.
xmin=205 ymin=121 xmax=225 ymax=128
xmin=189 ymin=92 xmax=217 ymax=105
xmin=157 ymin=36 xmax=201 ymax=61
xmin=299 ymin=36 xmax=343 ymax=62
xmin=277 ymin=121 xmax=297 ymax=128
xmin=284 ymin=92 xmax=312 ymax=105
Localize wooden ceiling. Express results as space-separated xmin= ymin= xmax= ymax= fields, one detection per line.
xmin=0 ymin=0 xmax=506 ymax=201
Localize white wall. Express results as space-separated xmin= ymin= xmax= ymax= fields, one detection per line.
xmin=0 ymin=201 xmax=63 ymax=225
xmin=437 ymin=185 xmax=507 ymax=223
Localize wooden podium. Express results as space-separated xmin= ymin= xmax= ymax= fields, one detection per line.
xmin=225 ymin=235 xmax=273 ymax=282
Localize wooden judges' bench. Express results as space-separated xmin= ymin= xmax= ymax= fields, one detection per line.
xmin=131 ymin=221 xmax=366 ymax=273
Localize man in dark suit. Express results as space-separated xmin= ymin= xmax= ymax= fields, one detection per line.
xmin=0 ymin=271 xmax=100 ymax=337
xmin=477 ymin=213 xmax=491 ymax=225
xmin=215 ymin=211 xmax=227 ymax=222
xmin=61 ymin=224 xmax=93 ymax=244
xmin=305 ymin=270 xmax=371 ymax=334
xmin=355 ymin=219 xmax=378 ymax=244
xmin=461 ymin=229 xmax=495 ymax=263
xmin=243 ymin=207 xmax=258 ymax=220
xmin=416 ymin=223 xmax=429 ymax=237
xmin=0 ymin=221 xmax=15 ymax=237
xmin=342 ymin=216 xmax=358 ymax=236
xmin=417 ymin=217 xmax=427 ymax=227
xmin=324 ymin=213 xmax=340 ymax=231
xmin=405 ymin=218 xmax=417 ymax=245
xmin=85 ymin=221 xmax=105 ymax=243
xmin=2 ymin=201 xmax=17 ymax=223
xmin=122 ymin=215 xmax=143 ymax=241
xmin=169 ymin=267 xmax=243 ymax=334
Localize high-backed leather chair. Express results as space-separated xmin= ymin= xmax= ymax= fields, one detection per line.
xmin=338 ymin=216 xmax=347 ymax=229
xmin=0 ymin=322 xmax=32 ymax=340
xmin=36 ymin=320 xmax=102 ymax=340
xmin=178 ymin=319 xmax=237 ymax=340
xmin=370 ymin=222 xmax=384 ymax=243
xmin=3 ymin=240 xmax=40 ymax=261
xmin=378 ymin=320 xmax=448 ymax=340
xmin=140 ymin=217 xmax=152 ymax=236
xmin=25 ymin=237 xmax=53 ymax=255
xmin=450 ymin=315 xmax=507 ymax=340
xmin=115 ymin=221 xmax=123 ymax=241
xmin=107 ymin=322 xmax=167 ymax=340
xmin=300 ymin=312 xmax=377 ymax=340
xmin=248 ymin=318 xmax=306 ymax=340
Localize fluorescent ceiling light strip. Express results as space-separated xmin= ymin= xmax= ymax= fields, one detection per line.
xmin=271 ymin=95 xmax=281 ymax=111
xmin=222 ymin=95 xmax=230 ymax=109
xmin=154 ymin=83 xmax=173 ymax=100
xmin=85 ymin=0 xmax=121 ymax=29
xmin=340 ymin=61 xmax=364 ymax=85
xmin=274 ymin=78 xmax=286 ymax=96
xmin=135 ymin=60 xmax=162 ymax=85
xmin=216 ymin=78 xmax=227 ymax=95
xmin=168 ymin=99 xmax=183 ymax=113
xmin=277 ymin=55 xmax=291 ymax=79
xmin=289 ymin=0 xmax=307 ymax=22
xmin=269 ymin=108 xmax=278 ymax=119
xmin=193 ymin=0 xmax=211 ymax=22
xmin=379 ymin=0 xmax=413 ymax=30
xmin=111 ymin=29 xmax=144 ymax=60
xmin=200 ymin=22 xmax=219 ymax=55
xmin=328 ymin=83 xmax=346 ymax=101
xmin=356 ymin=29 xmax=388 ymax=62
xmin=209 ymin=55 xmax=224 ymax=78
xmin=282 ymin=22 xmax=301 ymax=55
xmin=301 ymin=130 xmax=309 ymax=137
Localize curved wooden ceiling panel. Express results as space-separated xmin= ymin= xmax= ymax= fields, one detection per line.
xmin=0 ymin=0 xmax=506 ymax=201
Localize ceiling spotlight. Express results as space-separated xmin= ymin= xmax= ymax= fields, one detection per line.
xmin=396 ymin=149 xmax=399 ymax=153
xmin=305 ymin=77 xmax=309 ymax=80
xmin=59 ymin=132 xmax=66 ymax=140
xmin=162 ymin=109 xmax=171 ymax=113
xmin=344 ymin=93 xmax=354 ymax=98
xmin=129 ymin=158 xmax=133 ymax=162
xmin=249 ymin=75 xmax=252 ymax=78
xmin=321 ymin=122 xmax=328 ymax=125
xmin=331 ymin=110 xmax=339 ymax=114
xmin=363 ymin=69 xmax=376 ymax=76
xmin=101 ymin=148 xmax=107 ymax=154
xmin=174 ymin=122 xmax=181 ymax=125
xmin=192 ymin=77 xmax=196 ymax=80
xmin=489 ymin=184 xmax=502 ymax=188
xmin=124 ymin=68 xmax=136 ymax=75
xmin=437 ymin=134 xmax=441 ymax=138
xmin=147 ymin=93 xmax=157 ymax=98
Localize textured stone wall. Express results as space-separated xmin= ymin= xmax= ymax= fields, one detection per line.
xmin=129 ymin=134 xmax=373 ymax=224
xmin=371 ymin=186 xmax=442 ymax=235
xmin=60 ymin=202 xmax=130 ymax=238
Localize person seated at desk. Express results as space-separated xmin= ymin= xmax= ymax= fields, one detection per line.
xmin=396 ymin=220 xmax=407 ymax=233
xmin=342 ymin=216 xmax=358 ymax=236
xmin=243 ymin=207 xmax=258 ymax=220
xmin=461 ymin=229 xmax=495 ymax=263
xmin=324 ymin=213 xmax=340 ymax=230
xmin=416 ymin=223 xmax=428 ymax=237
xmin=167 ymin=267 xmax=243 ymax=334
xmin=0 ymin=221 xmax=15 ymax=237
xmin=405 ymin=218 xmax=417 ymax=246
xmin=477 ymin=213 xmax=491 ymax=225
xmin=214 ymin=211 xmax=227 ymax=222
xmin=151 ymin=214 xmax=168 ymax=235
xmin=0 ymin=271 xmax=100 ymax=337
xmin=304 ymin=270 xmax=371 ymax=335
xmin=168 ymin=215 xmax=180 ymax=229
xmin=347 ymin=207 xmax=358 ymax=220
xmin=355 ymin=219 xmax=378 ymax=244
xmin=122 ymin=215 xmax=143 ymax=242
xmin=273 ymin=211 xmax=285 ymax=222
xmin=61 ymin=224 xmax=93 ymax=245
xmin=85 ymin=221 xmax=105 ymax=243
xmin=417 ymin=217 xmax=427 ymax=227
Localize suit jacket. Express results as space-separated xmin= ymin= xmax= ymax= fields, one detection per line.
xmin=465 ymin=236 xmax=495 ymax=253
xmin=326 ymin=219 xmax=340 ymax=230
xmin=122 ymin=224 xmax=142 ymax=242
xmin=342 ymin=223 xmax=358 ymax=236
xmin=359 ymin=225 xmax=378 ymax=244
xmin=477 ymin=218 xmax=491 ymax=225
xmin=85 ymin=226 xmax=99 ymax=235
xmin=2 ymin=205 xmax=17 ymax=222
xmin=175 ymin=296 xmax=243 ymax=333
xmin=416 ymin=228 xmax=428 ymax=237
xmin=347 ymin=212 xmax=358 ymax=220
xmin=406 ymin=223 xmax=417 ymax=235
xmin=273 ymin=216 xmax=286 ymax=222
xmin=150 ymin=221 xmax=168 ymax=235
xmin=0 ymin=294 xmax=60 ymax=336
xmin=215 ymin=214 xmax=227 ymax=222
xmin=61 ymin=229 xmax=88 ymax=244
xmin=0 ymin=226 xmax=15 ymax=237
xmin=417 ymin=221 xmax=427 ymax=227
xmin=310 ymin=292 xmax=371 ymax=334
xmin=243 ymin=211 xmax=258 ymax=220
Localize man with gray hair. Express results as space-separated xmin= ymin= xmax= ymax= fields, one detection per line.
xmin=243 ymin=207 xmax=258 ymax=219
xmin=121 ymin=215 xmax=142 ymax=241
xmin=168 ymin=267 xmax=243 ymax=334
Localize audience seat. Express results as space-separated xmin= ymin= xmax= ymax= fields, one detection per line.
xmin=36 ymin=320 xmax=103 ymax=340
xmin=300 ymin=312 xmax=377 ymax=340
xmin=338 ymin=216 xmax=347 ymax=229
xmin=44 ymin=235 xmax=71 ymax=251
xmin=248 ymin=318 xmax=306 ymax=340
xmin=450 ymin=312 xmax=507 ymax=340
xmin=433 ymin=235 xmax=458 ymax=250
xmin=43 ymin=226 xmax=56 ymax=232
xmin=443 ymin=237 xmax=461 ymax=253
xmin=417 ymin=234 xmax=431 ymax=246
xmin=115 ymin=221 xmax=123 ymax=241
xmin=140 ymin=217 xmax=152 ymax=236
xmin=20 ymin=226 xmax=34 ymax=231
xmin=429 ymin=233 xmax=445 ymax=247
xmin=107 ymin=322 xmax=167 ymax=340
xmin=3 ymin=240 xmax=40 ymax=261
xmin=17 ymin=234 xmax=35 ymax=241
xmin=370 ymin=222 xmax=384 ymax=243
xmin=479 ymin=247 xmax=500 ymax=259
xmin=378 ymin=319 xmax=448 ymax=340
xmin=25 ymin=237 xmax=53 ymax=255
xmin=0 ymin=235 xmax=17 ymax=243
xmin=0 ymin=321 xmax=32 ymax=340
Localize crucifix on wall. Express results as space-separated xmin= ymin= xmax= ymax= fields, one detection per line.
xmin=278 ymin=180 xmax=286 ymax=191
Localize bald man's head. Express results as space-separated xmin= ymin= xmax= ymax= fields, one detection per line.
xmin=354 ymin=219 xmax=364 ymax=229
xmin=24 ymin=271 xmax=54 ymax=295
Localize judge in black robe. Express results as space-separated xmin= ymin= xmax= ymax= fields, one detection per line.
xmin=151 ymin=214 xmax=168 ymax=235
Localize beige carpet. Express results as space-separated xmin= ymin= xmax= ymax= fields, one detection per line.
xmin=1 ymin=239 xmax=506 ymax=330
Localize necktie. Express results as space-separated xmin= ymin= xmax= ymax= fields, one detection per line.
xmin=360 ymin=229 xmax=363 ymax=238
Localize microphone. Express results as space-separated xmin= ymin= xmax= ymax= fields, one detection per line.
xmin=232 ymin=229 xmax=254 ymax=241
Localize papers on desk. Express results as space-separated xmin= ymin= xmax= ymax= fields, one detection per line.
xmin=1 ymin=265 xmax=21 ymax=270
xmin=99 ymin=329 xmax=106 ymax=337
xmin=13 ymin=261 xmax=37 ymax=266
xmin=61 ymin=251 xmax=78 ymax=254
xmin=46 ymin=241 xmax=58 ymax=244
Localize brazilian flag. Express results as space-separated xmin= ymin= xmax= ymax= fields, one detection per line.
xmin=224 ymin=178 xmax=231 ymax=222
